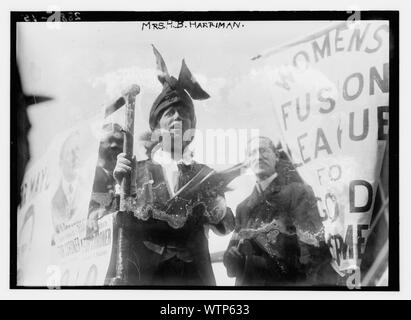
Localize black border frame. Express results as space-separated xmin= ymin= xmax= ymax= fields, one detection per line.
xmin=10 ymin=10 xmax=399 ymax=291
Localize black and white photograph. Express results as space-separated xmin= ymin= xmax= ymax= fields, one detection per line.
xmin=8 ymin=9 xmax=399 ymax=295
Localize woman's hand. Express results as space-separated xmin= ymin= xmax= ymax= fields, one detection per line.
xmin=113 ymin=153 xmax=133 ymax=184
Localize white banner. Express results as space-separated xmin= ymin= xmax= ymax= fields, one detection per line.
xmin=253 ymin=21 xmax=389 ymax=275
xmin=17 ymin=118 xmax=114 ymax=286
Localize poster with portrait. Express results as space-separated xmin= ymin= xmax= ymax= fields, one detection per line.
xmin=17 ymin=119 xmax=116 ymax=286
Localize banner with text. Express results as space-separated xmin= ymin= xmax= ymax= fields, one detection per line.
xmin=17 ymin=118 xmax=114 ymax=286
xmin=253 ymin=21 xmax=389 ymax=275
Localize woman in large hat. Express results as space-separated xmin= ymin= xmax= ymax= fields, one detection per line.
xmin=110 ymin=46 xmax=235 ymax=286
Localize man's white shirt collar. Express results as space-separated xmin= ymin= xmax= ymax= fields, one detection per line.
xmin=256 ymin=172 xmax=278 ymax=193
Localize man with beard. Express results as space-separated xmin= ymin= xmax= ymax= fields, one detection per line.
xmin=223 ymin=136 xmax=333 ymax=286
xmin=109 ymin=46 xmax=235 ymax=285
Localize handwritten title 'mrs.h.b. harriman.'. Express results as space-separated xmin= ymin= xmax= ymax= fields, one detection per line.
xmin=141 ymin=21 xmax=244 ymax=31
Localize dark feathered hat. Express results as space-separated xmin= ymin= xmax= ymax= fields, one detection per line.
xmin=149 ymin=45 xmax=210 ymax=131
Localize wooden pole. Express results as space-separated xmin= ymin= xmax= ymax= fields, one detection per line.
xmin=110 ymin=84 xmax=140 ymax=285
xmin=119 ymin=84 xmax=140 ymax=210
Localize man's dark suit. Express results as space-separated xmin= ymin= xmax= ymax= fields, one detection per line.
xmin=223 ymin=170 xmax=332 ymax=286
xmin=86 ymin=166 xmax=119 ymax=239
xmin=88 ymin=166 xmax=118 ymax=213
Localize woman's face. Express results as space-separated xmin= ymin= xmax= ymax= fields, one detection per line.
xmin=157 ymin=105 xmax=193 ymax=155
xmin=157 ymin=104 xmax=192 ymax=137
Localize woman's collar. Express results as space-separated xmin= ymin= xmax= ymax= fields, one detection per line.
xmin=151 ymin=145 xmax=194 ymax=166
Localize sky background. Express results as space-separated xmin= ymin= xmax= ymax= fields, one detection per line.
xmin=17 ymin=20 xmax=330 ymax=285
xmin=17 ymin=20 xmax=331 ymax=162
